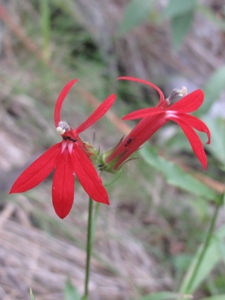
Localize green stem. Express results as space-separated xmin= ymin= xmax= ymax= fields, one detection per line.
xmin=184 ymin=196 xmax=223 ymax=294
xmin=82 ymin=197 xmax=93 ymax=300
xmin=92 ymin=203 xmax=100 ymax=243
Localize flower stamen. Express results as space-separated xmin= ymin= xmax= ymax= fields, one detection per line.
xmin=166 ymin=86 xmax=188 ymax=104
xmin=56 ymin=121 xmax=70 ymax=135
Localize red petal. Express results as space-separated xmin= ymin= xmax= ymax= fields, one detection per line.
xmin=175 ymin=113 xmax=210 ymax=144
xmin=107 ymin=115 xmax=167 ymax=167
xmin=169 ymin=90 xmax=204 ymax=113
xmin=169 ymin=117 xmax=207 ymax=170
xmin=71 ymin=144 xmax=109 ymax=204
xmin=118 ymin=77 xmax=165 ymax=103
xmin=54 ymin=79 xmax=79 ymax=127
xmin=75 ymin=94 xmax=116 ymax=134
xmin=122 ymin=107 xmax=163 ymax=120
xmin=9 ymin=143 xmax=61 ymax=193
xmin=52 ymin=150 xmax=75 ymax=219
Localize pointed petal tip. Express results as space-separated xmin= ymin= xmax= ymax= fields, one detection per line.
xmin=202 ymin=162 xmax=207 ymax=171
xmin=9 ymin=187 xmax=16 ymax=194
xmin=206 ymin=132 xmax=211 ymax=145
xmin=75 ymin=93 xmax=116 ymax=134
xmin=101 ymin=196 xmax=110 ymax=205
xmin=56 ymin=211 xmax=68 ymax=219
xmin=9 ymin=182 xmax=29 ymax=194
xmin=109 ymin=93 xmax=117 ymax=102
xmin=54 ymin=79 xmax=79 ymax=127
xmin=105 ymin=93 xmax=117 ymax=106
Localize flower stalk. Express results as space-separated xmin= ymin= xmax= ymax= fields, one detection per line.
xmin=82 ymin=197 xmax=94 ymax=300
xmin=180 ymin=195 xmax=223 ymax=295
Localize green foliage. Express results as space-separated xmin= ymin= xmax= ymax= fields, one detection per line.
xmin=200 ymin=296 xmax=225 ymax=300
xmin=139 ymin=145 xmax=218 ymax=200
xmin=29 ymin=288 xmax=36 ymax=300
xmin=139 ymin=291 xmax=188 ymax=300
xmin=170 ymin=11 xmax=194 ymax=49
xmin=40 ymin=0 xmax=51 ymax=61
xmin=64 ymin=278 xmax=81 ymax=300
xmin=198 ymin=66 xmax=225 ymax=116
xmin=163 ymin=0 xmax=197 ymax=49
xmin=180 ymin=224 xmax=225 ymax=293
xmin=118 ymin=0 xmax=157 ymax=35
xmin=204 ymin=117 xmax=225 ymax=166
xmin=163 ymin=0 xmax=197 ymax=18
xmin=224 ymin=192 xmax=225 ymax=220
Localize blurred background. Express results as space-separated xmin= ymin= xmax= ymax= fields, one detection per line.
xmin=0 ymin=0 xmax=225 ymax=299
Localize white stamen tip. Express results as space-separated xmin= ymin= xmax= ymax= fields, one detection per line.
xmin=56 ymin=126 xmax=66 ymax=134
xmin=56 ymin=121 xmax=70 ymax=135
xmin=179 ymin=86 xmax=187 ymax=96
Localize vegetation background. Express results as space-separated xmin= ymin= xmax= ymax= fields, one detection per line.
xmin=0 ymin=0 xmax=225 ymax=299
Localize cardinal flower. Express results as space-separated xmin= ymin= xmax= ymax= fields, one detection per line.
xmin=10 ymin=79 xmax=116 ymax=218
xmin=103 ymin=76 xmax=210 ymax=170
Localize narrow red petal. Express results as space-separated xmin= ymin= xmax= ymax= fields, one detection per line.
xmin=169 ymin=90 xmax=204 ymax=113
xmin=52 ymin=150 xmax=75 ymax=219
xmin=118 ymin=76 xmax=165 ymax=103
xmin=75 ymin=94 xmax=116 ymax=134
xmin=122 ymin=107 xmax=163 ymax=120
xmin=107 ymin=114 xmax=167 ymax=167
xmin=54 ymin=79 xmax=79 ymax=127
xmin=9 ymin=143 xmax=61 ymax=193
xmin=175 ymin=113 xmax=210 ymax=144
xmin=169 ymin=117 xmax=207 ymax=169
xmin=71 ymin=144 xmax=109 ymax=204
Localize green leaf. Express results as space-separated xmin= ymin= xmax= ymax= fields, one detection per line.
xmin=180 ymin=225 xmax=225 ymax=293
xmin=40 ymin=0 xmax=51 ymax=61
xmin=171 ymin=11 xmax=194 ymax=49
xmin=223 ymin=191 xmax=225 ymax=227
xmin=29 ymin=289 xmax=35 ymax=300
xmin=140 ymin=146 xmax=217 ymax=200
xmin=139 ymin=291 xmax=189 ymax=300
xmin=164 ymin=0 xmax=197 ymax=18
xmin=200 ymin=296 xmax=225 ymax=300
xmin=163 ymin=0 xmax=197 ymax=49
xmin=198 ymin=66 xmax=225 ymax=115
xmin=118 ymin=0 xmax=156 ymax=35
xmin=204 ymin=117 xmax=225 ymax=165
xmin=64 ymin=278 xmax=81 ymax=300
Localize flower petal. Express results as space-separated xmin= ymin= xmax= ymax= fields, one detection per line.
xmin=71 ymin=144 xmax=109 ymax=204
xmin=169 ymin=117 xmax=207 ymax=169
xmin=75 ymin=94 xmax=116 ymax=134
xmin=169 ymin=90 xmax=204 ymax=113
xmin=9 ymin=143 xmax=61 ymax=193
xmin=54 ymin=79 xmax=79 ymax=127
xmin=122 ymin=107 xmax=163 ymax=120
xmin=52 ymin=150 xmax=75 ymax=219
xmin=107 ymin=114 xmax=167 ymax=168
xmin=175 ymin=113 xmax=210 ymax=144
xmin=118 ymin=76 xmax=165 ymax=103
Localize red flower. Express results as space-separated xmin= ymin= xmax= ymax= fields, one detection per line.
xmin=105 ymin=76 xmax=210 ymax=170
xmin=10 ymin=79 xmax=116 ymax=218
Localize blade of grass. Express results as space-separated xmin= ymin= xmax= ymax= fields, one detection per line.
xmin=40 ymin=0 xmax=51 ymax=62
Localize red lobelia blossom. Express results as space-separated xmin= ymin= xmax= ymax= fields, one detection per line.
xmin=103 ymin=76 xmax=210 ymax=171
xmin=10 ymin=79 xmax=116 ymax=218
